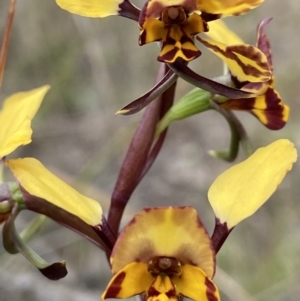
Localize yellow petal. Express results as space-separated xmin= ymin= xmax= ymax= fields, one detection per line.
xmin=197 ymin=36 xmax=271 ymax=83
xmin=205 ymin=20 xmax=242 ymax=45
xmin=147 ymin=274 xmax=177 ymax=301
xmin=102 ymin=262 xmax=153 ymax=299
xmin=208 ymin=139 xmax=297 ymax=229
xmin=197 ymin=0 xmax=264 ymax=17
xmin=173 ymin=264 xmax=220 ymax=301
xmin=56 ymin=0 xmax=125 ymax=17
xmin=111 ymin=207 xmax=215 ymax=278
xmin=0 ymin=86 xmax=49 ymax=159
xmin=6 ymin=158 xmax=102 ymax=226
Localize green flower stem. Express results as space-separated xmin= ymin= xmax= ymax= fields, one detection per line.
xmin=155 ymin=88 xmax=212 ymax=137
xmin=20 ymin=214 xmax=47 ymax=243
xmin=211 ymin=101 xmax=253 ymax=161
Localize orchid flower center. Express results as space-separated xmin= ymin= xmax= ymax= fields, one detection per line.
xmin=139 ymin=4 xmax=207 ymax=63
xmin=148 ymin=256 xmax=182 ymax=277
xmin=161 ymin=6 xmax=187 ymax=26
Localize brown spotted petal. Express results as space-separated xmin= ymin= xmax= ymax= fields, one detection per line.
xmin=140 ymin=10 xmax=207 ymax=63
xmin=257 ymin=17 xmax=273 ymax=72
xmin=197 ymin=0 xmax=264 ymax=17
xmin=103 ymin=262 xmax=154 ymax=299
xmin=220 ymin=87 xmax=289 ymax=130
xmin=110 ymin=207 xmax=216 ymax=279
xmin=173 ymin=264 xmax=220 ymax=301
xmin=158 ymin=26 xmax=202 ymax=63
xmin=197 ymin=36 xmax=271 ymax=84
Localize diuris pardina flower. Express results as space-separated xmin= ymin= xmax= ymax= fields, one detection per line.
xmin=55 ymin=0 xmax=272 ymax=114
xmin=204 ymin=18 xmax=289 ymax=130
xmin=103 ymin=207 xmax=220 ymax=301
xmin=102 ymin=140 xmax=296 ymax=301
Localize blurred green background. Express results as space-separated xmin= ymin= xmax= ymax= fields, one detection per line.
xmin=0 ymin=0 xmax=300 ymax=300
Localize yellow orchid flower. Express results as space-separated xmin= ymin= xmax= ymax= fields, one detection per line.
xmin=55 ymin=0 xmax=271 ymax=113
xmin=56 ymin=0 xmax=266 ymax=66
xmin=103 ymin=207 xmax=220 ymax=301
xmin=102 ymin=140 xmax=297 ymax=297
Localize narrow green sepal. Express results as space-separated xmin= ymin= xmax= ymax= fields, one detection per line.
xmin=2 ymin=205 xmax=68 ymax=280
xmin=209 ymin=102 xmax=253 ymax=162
xmin=155 ymin=88 xmax=212 ymax=137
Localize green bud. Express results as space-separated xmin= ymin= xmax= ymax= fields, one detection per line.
xmin=155 ymin=88 xmax=212 ymax=137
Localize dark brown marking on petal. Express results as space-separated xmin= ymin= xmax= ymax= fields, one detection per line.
xmin=181 ymin=47 xmax=201 ymax=60
xmin=147 ymin=276 xmax=177 ymax=298
xmin=228 ymin=44 xmax=270 ymax=77
xmin=230 ymin=75 xmax=245 ymax=89
xmin=159 ymin=33 xmax=201 ymax=62
xmin=158 ymin=46 xmax=179 ymax=62
xmin=241 ymin=81 xmax=265 ymax=92
xmin=255 ymin=88 xmax=286 ymax=130
xmin=199 ymin=37 xmax=270 ymax=79
xmin=205 ymin=277 xmax=218 ymax=301
xmin=221 ymin=98 xmax=256 ymax=110
xmin=221 ymin=87 xmax=287 ymax=130
xmin=104 ymin=271 xmax=126 ymax=298
xmin=202 ymin=12 xmax=222 ymax=22
xmin=139 ymin=29 xmax=147 ymax=45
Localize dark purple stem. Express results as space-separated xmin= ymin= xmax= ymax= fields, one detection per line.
xmin=140 ymin=79 xmax=176 ymax=178
xmin=108 ymin=64 xmax=175 ymax=235
xmin=211 ymin=218 xmax=233 ymax=254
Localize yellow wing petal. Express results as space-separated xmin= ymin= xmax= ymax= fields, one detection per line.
xmin=0 ymin=86 xmax=49 ymax=159
xmin=6 ymin=158 xmax=103 ymax=226
xmin=56 ymin=0 xmax=125 ymax=17
xmin=206 ymin=20 xmax=242 ymax=45
xmin=197 ymin=0 xmax=264 ymax=17
xmin=198 ymin=36 xmax=271 ymax=83
xmin=208 ymin=139 xmax=297 ymax=229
